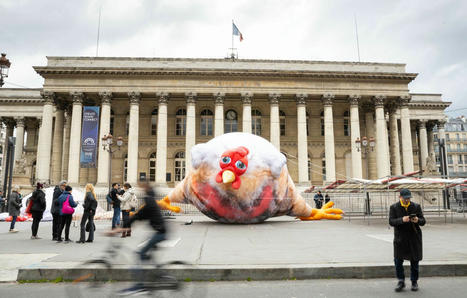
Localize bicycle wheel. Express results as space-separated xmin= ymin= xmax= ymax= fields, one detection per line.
xmin=65 ymin=259 xmax=115 ymax=298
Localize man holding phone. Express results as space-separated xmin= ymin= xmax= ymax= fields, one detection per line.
xmin=389 ymin=188 xmax=426 ymax=292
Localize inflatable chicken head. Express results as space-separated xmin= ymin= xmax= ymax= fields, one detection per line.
xmin=164 ymin=132 xmax=343 ymax=223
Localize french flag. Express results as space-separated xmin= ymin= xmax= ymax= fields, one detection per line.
xmin=232 ymin=22 xmax=243 ymax=42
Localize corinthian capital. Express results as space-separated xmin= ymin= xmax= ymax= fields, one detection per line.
xmin=399 ymin=95 xmax=411 ymax=106
xmin=185 ymin=92 xmax=197 ymax=104
xmin=348 ymin=94 xmax=361 ymax=106
xmin=373 ymin=95 xmax=386 ymax=107
xmin=321 ymin=93 xmax=335 ymax=106
xmin=14 ymin=117 xmax=25 ymax=128
xmin=40 ymin=91 xmax=56 ymax=104
xmin=241 ymin=92 xmax=253 ymax=104
xmin=70 ymin=91 xmax=84 ymax=104
xmin=296 ymin=93 xmax=308 ymax=105
xmin=213 ymin=92 xmax=225 ymax=105
xmin=157 ymin=92 xmax=169 ymax=104
xmin=268 ymin=93 xmax=281 ymax=105
xmin=99 ymin=91 xmax=113 ymax=104
xmin=128 ymin=91 xmax=141 ymax=104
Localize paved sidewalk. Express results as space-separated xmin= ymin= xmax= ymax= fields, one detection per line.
xmin=1 ymin=214 xmax=467 ymax=281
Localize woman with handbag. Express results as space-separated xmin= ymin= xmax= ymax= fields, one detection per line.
xmin=117 ymin=183 xmax=136 ymax=238
xmin=57 ymin=185 xmax=77 ymax=243
xmin=8 ymin=185 xmax=22 ymax=233
xmin=77 ymin=184 xmax=98 ymax=243
xmin=30 ymin=182 xmax=46 ymax=239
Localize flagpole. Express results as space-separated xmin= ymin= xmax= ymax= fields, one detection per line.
xmin=231 ymin=20 xmax=234 ymax=58
xmin=96 ymin=5 xmax=102 ymax=57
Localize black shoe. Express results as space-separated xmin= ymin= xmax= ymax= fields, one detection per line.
xmin=64 ymin=239 xmax=72 ymax=243
xmin=395 ymin=281 xmax=405 ymax=292
xmin=85 ymin=240 xmax=93 ymax=243
xmin=52 ymin=237 xmax=58 ymax=241
xmin=411 ymin=281 xmax=418 ymax=291
xmin=76 ymin=240 xmax=85 ymax=244
xmin=56 ymin=238 xmax=63 ymax=243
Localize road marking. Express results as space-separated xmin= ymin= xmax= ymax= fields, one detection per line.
xmin=137 ymin=237 xmax=181 ymax=248
xmin=366 ymin=234 xmax=393 ymax=243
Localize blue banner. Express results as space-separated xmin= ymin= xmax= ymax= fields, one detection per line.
xmin=80 ymin=106 xmax=100 ymax=168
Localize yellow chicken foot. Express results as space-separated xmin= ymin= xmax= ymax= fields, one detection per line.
xmin=299 ymin=201 xmax=344 ymax=220
xmin=157 ymin=196 xmax=182 ymax=213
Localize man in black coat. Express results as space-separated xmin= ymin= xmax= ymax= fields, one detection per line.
xmin=51 ymin=180 xmax=67 ymax=240
xmin=110 ymin=183 xmax=121 ymax=229
xmin=389 ymin=188 xmax=426 ymax=292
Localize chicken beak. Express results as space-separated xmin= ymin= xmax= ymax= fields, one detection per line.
xmin=222 ymin=170 xmax=236 ymax=184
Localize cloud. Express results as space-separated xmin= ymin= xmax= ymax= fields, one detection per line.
xmin=1 ymin=0 xmax=466 ymax=116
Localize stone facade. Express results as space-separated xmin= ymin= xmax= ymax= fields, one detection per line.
xmin=0 ymin=57 xmax=451 ymax=189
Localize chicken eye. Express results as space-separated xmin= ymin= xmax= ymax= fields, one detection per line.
xmin=221 ymin=156 xmax=231 ymax=164
xmin=235 ymin=160 xmax=246 ymax=170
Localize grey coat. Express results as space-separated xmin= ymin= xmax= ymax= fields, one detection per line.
xmin=8 ymin=192 xmax=22 ymax=217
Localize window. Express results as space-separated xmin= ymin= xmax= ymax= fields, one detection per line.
xmin=457 ymin=144 xmax=461 ymax=151
xmin=0 ymin=145 xmax=2 ymax=154
xmin=149 ymin=152 xmax=156 ymax=182
xmin=200 ymin=109 xmax=213 ymax=136
xmin=225 ymin=110 xmax=238 ymax=133
xmin=464 ymin=155 xmax=467 ymax=164
xmin=464 ymin=144 xmax=467 ymax=152
xmin=448 ymin=155 xmax=453 ymax=164
xmin=110 ymin=110 xmax=115 ymax=135
xmin=123 ymin=154 xmax=128 ymax=182
xmin=320 ymin=111 xmax=325 ymax=136
xmin=306 ymin=112 xmax=310 ymax=136
xmin=343 ymin=111 xmax=350 ymax=136
xmin=322 ymin=155 xmax=326 ymax=181
xmin=151 ymin=108 xmax=158 ymax=136
xmin=446 ymin=134 xmax=450 ymax=141
xmin=280 ymin=110 xmax=286 ymax=136
xmin=251 ymin=109 xmax=262 ymax=135
xmin=456 ymin=133 xmax=460 ymax=140
xmin=174 ymin=151 xmax=186 ymax=182
xmin=448 ymin=166 xmax=454 ymax=174
xmin=175 ymin=109 xmax=187 ymax=136
xmin=459 ymin=155 xmax=463 ymax=164
xmin=126 ymin=112 xmax=130 ymax=136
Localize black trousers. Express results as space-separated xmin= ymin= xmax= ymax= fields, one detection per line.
xmin=394 ymin=258 xmax=419 ymax=282
xmin=122 ymin=210 xmax=131 ymax=229
xmin=80 ymin=212 xmax=95 ymax=242
xmin=31 ymin=211 xmax=43 ymax=237
xmin=52 ymin=213 xmax=61 ymax=239
xmin=58 ymin=214 xmax=72 ymax=240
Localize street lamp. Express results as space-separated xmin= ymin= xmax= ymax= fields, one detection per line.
xmin=101 ymin=134 xmax=124 ymax=209
xmin=0 ymin=53 xmax=11 ymax=87
xmin=355 ymin=136 xmax=375 ymax=215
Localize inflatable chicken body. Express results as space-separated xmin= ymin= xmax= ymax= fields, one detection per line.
xmin=161 ymin=133 xmax=343 ymax=223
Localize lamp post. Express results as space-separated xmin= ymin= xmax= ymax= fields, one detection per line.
xmin=101 ymin=134 xmax=123 ymax=209
xmin=355 ymin=136 xmax=375 ymax=215
xmin=0 ymin=53 xmax=11 ymax=87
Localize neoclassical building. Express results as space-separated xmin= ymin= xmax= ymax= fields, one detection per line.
xmin=0 ymin=57 xmax=450 ymax=190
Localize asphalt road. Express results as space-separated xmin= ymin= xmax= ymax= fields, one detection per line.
xmin=1 ymin=277 xmax=466 ymax=298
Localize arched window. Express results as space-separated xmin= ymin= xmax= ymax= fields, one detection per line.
xmin=174 ymin=151 xmax=186 ymax=182
xmin=149 ymin=152 xmax=156 ymax=182
xmin=200 ymin=109 xmax=213 ymax=136
xmin=110 ymin=109 xmax=115 ymax=135
xmin=343 ymin=111 xmax=350 ymax=136
xmin=280 ymin=110 xmax=286 ymax=136
xmin=252 ymin=109 xmax=262 ymax=135
xmin=151 ymin=108 xmax=158 ymax=136
xmin=225 ymin=109 xmax=238 ymax=133
xmin=126 ymin=112 xmax=130 ymax=136
xmin=306 ymin=112 xmax=310 ymax=136
xmin=321 ymin=152 xmax=326 ymax=181
xmin=175 ymin=108 xmax=187 ymax=136
xmin=320 ymin=111 xmax=324 ymax=136
xmin=123 ymin=154 xmax=128 ymax=182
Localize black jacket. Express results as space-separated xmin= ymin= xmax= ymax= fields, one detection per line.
xmin=110 ymin=188 xmax=120 ymax=208
xmin=30 ymin=189 xmax=46 ymax=213
xmin=83 ymin=192 xmax=98 ymax=214
xmin=129 ymin=189 xmax=166 ymax=233
xmin=389 ymin=201 xmax=426 ymax=261
xmin=51 ymin=186 xmax=63 ymax=215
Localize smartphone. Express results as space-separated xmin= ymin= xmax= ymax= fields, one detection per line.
xmin=409 ymin=214 xmax=417 ymax=219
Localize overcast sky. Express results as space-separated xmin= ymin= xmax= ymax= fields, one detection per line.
xmin=1 ymin=0 xmax=466 ymax=116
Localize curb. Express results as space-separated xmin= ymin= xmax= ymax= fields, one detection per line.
xmin=17 ymin=263 xmax=467 ymax=282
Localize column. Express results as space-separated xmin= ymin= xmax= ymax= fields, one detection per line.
xmin=185 ymin=92 xmax=196 ymax=172
xmin=363 ymin=105 xmax=377 ymax=179
xmin=50 ymin=103 xmax=64 ymax=185
xmin=241 ymin=92 xmax=252 ymax=133
xmin=349 ymin=95 xmax=362 ymax=179
xmin=155 ymin=93 xmax=169 ymax=185
xmin=269 ymin=93 xmax=280 ymax=149
xmin=322 ymin=93 xmax=336 ymax=183
xmin=36 ymin=91 xmax=55 ymax=183
xmin=127 ymin=91 xmax=140 ymax=184
xmin=427 ymin=122 xmax=436 ymax=161
xmin=61 ymin=109 xmax=71 ymax=180
xmin=438 ymin=121 xmax=448 ymax=177
xmin=374 ymin=95 xmax=390 ymax=178
xmin=96 ymin=91 xmax=112 ymax=187
xmin=1 ymin=120 xmax=14 ymax=184
xmin=14 ymin=117 xmax=25 ymax=163
xmin=418 ymin=120 xmax=429 ymax=173
xmin=67 ymin=92 xmax=84 ymax=185
xmin=296 ymin=94 xmax=309 ymax=184
xmin=214 ymin=92 xmax=225 ymax=137
xmin=389 ymin=108 xmax=402 ymax=176
xmin=400 ymin=96 xmax=414 ymax=173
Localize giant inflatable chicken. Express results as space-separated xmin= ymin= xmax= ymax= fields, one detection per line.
xmin=159 ymin=133 xmax=343 ymax=223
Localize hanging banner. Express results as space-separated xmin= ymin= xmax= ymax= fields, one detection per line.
xmin=80 ymin=106 xmax=100 ymax=168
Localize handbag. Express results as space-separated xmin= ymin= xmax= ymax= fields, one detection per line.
xmin=62 ymin=195 xmax=75 ymax=215
xmin=85 ymin=221 xmax=96 ymax=232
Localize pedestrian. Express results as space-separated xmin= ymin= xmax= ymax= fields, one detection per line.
xmin=30 ymin=182 xmax=46 ymax=239
xmin=118 ymin=182 xmax=135 ymax=238
xmin=389 ymin=188 xmax=426 ymax=292
xmin=57 ymin=185 xmax=77 ymax=243
xmin=77 ymin=183 xmax=97 ymax=243
xmin=8 ymin=185 xmax=22 ymax=233
xmin=0 ymin=190 xmax=5 ymax=212
xmin=52 ymin=180 xmax=67 ymax=241
xmin=314 ymin=191 xmax=324 ymax=209
xmin=110 ymin=183 xmax=121 ymax=229
xmin=325 ymin=194 xmax=330 ymax=204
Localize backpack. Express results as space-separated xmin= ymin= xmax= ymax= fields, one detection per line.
xmin=129 ymin=193 xmax=139 ymax=209
xmin=62 ymin=195 xmax=75 ymax=215
xmin=106 ymin=193 xmax=112 ymax=204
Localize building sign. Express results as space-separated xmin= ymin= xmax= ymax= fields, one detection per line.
xmin=80 ymin=106 xmax=100 ymax=168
